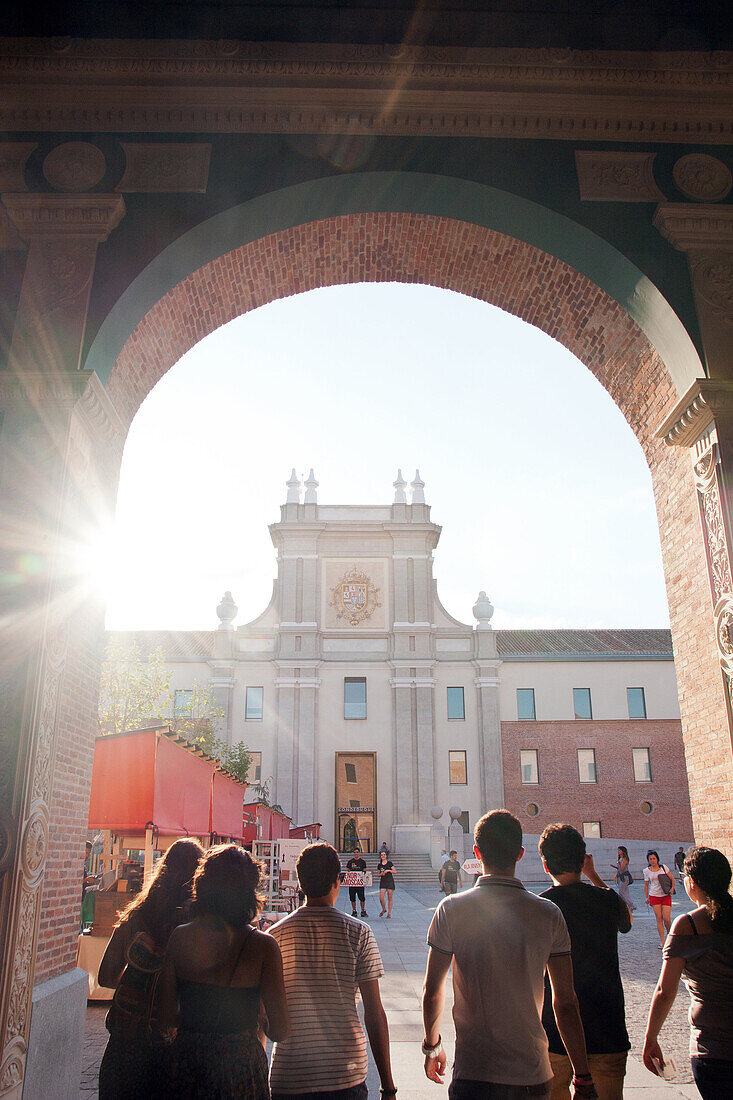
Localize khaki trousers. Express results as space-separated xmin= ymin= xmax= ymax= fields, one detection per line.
xmin=549 ymin=1051 xmax=627 ymax=1100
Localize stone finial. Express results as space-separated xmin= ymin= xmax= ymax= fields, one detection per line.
xmin=472 ymin=590 xmax=494 ymax=631
xmin=304 ymin=468 xmax=319 ymax=504
xmin=393 ymin=468 xmax=407 ymax=504
xmin=411 ymin=469 xmax=425 ymax=504
xmin=431 ymin=805 xmax=443 ymax=821
xmin=448 ymin=805 xmax=462 ymax=822
xmin=216 ymin=590 xmax=238 ymax=631
xmin=286 ymin=468 xmax=301 ymax=504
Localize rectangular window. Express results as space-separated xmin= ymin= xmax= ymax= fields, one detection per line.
xmin=245 ymin=686 xmax=264 ymax=720
xmin=583 ymin=821 xmax=602 ymax=838
xmin=447 ymin=686 xmax=465 ymax=720
xmin=516 ymin=688 xmax=536 ymax=720
xmin=174 ymin=689 xmax=192 ymax=716
xmin=520 ymin=749 xmax=539 ymax=785
xmin=349 ymin=798 xmax=360 ymax=808
xmin=246 ymin=751 xmax=262 ymax=785
xmin=627 ymin=687 xmax=647 ymax=719
xmin=344 ymin=762 xmax=357 ymax=783
xmin=633 ymin=747 xmax=652 ymax=782
xmin=344 ymin=678 xmax=367 ymax=719
xmin=577 ymin=748 xmax=597 ymax=783
xmin=449 ymin=750 xmax=467 ymax=784
xmin=459 ymin=811 xmax=470 ymax=835
xmin=573 ymin=687 xmax=593 ymax=719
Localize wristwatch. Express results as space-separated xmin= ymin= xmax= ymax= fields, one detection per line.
xmin=421 ymin=1035 xmax=442 ymax=1057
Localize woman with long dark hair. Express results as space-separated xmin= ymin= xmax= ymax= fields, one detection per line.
xmin=160 ymin=843 xmax=289 ymax=1098
xmin=612 ymin=845 xmax=635 ymax=912
xmin=643 ymin=846 xmax=733 ymax=1099
xmin=97 ymin=837 xmax=203 ymax=1099
xmin=643 ymin=850 xmax=675 ymax=948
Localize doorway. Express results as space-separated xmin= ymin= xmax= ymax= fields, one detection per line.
xmin=336 ymin=751 xmax=377 ymax=852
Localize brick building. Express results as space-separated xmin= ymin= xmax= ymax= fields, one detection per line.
xmin=110 ymin=474 xmax=693 ymax=857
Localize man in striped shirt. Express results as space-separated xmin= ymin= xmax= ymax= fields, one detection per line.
xmin=269 ymin=842 xmax=396 ymax=1100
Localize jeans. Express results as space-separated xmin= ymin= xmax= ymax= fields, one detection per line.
xmin=549 ymin=1051 xmax=627 ymax=1100
xmin=691 ymin=1056 xmax=733 ymax=1099
xmin=449 ymin=1077 xmax=551 ymax=1099
xmin=272 ymin=1084 xmax=368 ymax=1100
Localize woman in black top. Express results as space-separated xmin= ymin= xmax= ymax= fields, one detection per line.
xmin=378 ymin=850 xmax=396 ymax=918
xmin=97 ymin=837 xmax=203 ymax=1100
xmin=160 ymin=844 xmax=289 ymax=1099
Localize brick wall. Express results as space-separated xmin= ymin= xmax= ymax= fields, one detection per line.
xmin=502 ymin=719 xmax=694 ymax=841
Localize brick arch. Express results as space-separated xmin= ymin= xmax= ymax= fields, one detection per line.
xmin=107 ymin=212 xmax=680 ymax=456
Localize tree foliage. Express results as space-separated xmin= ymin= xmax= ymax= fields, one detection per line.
xmin=98 ymin=638 xmax=172 ymax=735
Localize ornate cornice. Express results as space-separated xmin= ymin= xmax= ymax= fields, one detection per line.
xmin=1 ymin=194 xmax=125 ymax=241
xmin=1 ymin=39 xmax=733 ymax=141
xmin=653 ymin=204 xmax=733 ymax=252
xmin=657 ymin=378 xmax=733 ymax=447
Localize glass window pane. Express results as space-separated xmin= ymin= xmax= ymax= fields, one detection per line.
xmin=344 ymin=678 xmax=366 ymax=719
xmin=633 ymin=747 xmax=652 ymax=782
xmin=449 ymin=750 xmax=467 ymax=784
xmin=573 ymin=688 xmax=592 ymax=719
xmin=520 ymin=749 xmax=539 ymax=784
xmin=345 ymin=762 xmax=357 ymax=783
xmin=517 ymin=688 xmax=536 ymax=720
xmin=447 ymin=687 xmax=465 ymax=720
xmin=246 ymin=751 xmax=262 ymax=784
xmin=578 ymin=748 xmax=597 ymax=783
xmin=174 ymin=689 xmax=192 ymax=715
xmin=245 ymin=686 xmax=264 ymax=720
xmin=583 ymin=821 xmax=602 ymax=838
xmin=627 ymin=687 xmax=646 ymax=719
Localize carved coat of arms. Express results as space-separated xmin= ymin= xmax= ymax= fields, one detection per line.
xmin=330 ymin=565 xmax=382 ymax=626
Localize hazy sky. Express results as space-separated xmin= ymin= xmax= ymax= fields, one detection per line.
xmin=102 ymin=282 xmax=670 ymax=632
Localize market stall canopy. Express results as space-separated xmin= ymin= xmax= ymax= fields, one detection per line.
xmin=88 ymin=726 xmax=247 ymax=839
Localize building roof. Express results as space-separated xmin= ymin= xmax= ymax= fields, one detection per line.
xmin=496 ymin=628 xmax=673 ymax=660
xmin=109 ymin=630 xmax=216 ymax=658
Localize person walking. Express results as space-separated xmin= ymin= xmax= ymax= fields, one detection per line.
xmin=160 ymin=844 xmax=289 ymax=1099
xmin=97 ymin=838 xmax=203 ymax=1100
xmin=268 ymin=842 xmax=396 ymax=1100
xmin=644 ymin=850 xmax=675 ymax=949
xmin=611 ymin=846 xmax=635 ymax=913
xmin=643 ymin=846 xmax=733 ymax=1099
xmin=346 ymin=846 xmax=368 ymax=918
xmin=440 ymin=850 xmax=463 ymax=896
xmin=539 ymin=825 xmax=632 ymax=1100
xmin=422 ymin=810 xmax=597 ymax=1099
xmin=674 ymin=847 xmax=686 ymax=875
xmin=378 ymin=849 xmax=396 ymax=917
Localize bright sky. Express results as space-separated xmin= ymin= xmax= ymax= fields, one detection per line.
xmin=103 ymin=282 xmax=670 ymax=632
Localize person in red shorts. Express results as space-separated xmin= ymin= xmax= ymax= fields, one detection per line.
xmin=643 ymin=850 xmax=675 ymax=949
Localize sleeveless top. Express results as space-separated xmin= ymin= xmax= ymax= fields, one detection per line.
xmin=178 ymin=925 xmax=260 ymax=1035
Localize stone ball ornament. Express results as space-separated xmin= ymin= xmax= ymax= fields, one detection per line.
xmin=431 ymin=805 xmax=443 ymax=821
xmin=449 ymin=805 xmax=462 ymax=822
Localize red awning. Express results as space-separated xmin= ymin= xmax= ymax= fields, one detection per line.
xmin=211 ymin=769 xmax=244 ymax=839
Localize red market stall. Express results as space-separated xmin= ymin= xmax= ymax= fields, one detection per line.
xmin=242 ymin=802 xmax=293 ymax=844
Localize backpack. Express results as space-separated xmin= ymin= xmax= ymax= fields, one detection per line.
xmin=106 ymin=930 xmax=168 ymax=1044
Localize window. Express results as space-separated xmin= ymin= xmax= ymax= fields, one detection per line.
xmin=577 ymin=748 xmax=597 ymax=783
xmin=458 ymin=811 xmax=470 ymax=834
xmin=517 ymin=688 xmax=536 ymax=720
xmin=583 ymin=821 xmax=602 ymax=838
xmin=526 ymin=803 xmax=539 ymax=818
xmin=520 ymin=749 xmax=539 ymax=785
xmin=449 ymin=750 xmax=467 ymax=784
xmin=627 ymin=687 xmax=647 ymax=719
xmin=573 ymin=688 xmax=592 ymax=719
xmin=174 ymin=689 xmax=192 ymax=715
xmin=344 ymin=678 xmax=367 ymax=719
xmin=640 ymin=800 xmax=654 ymax=815
xmin=245 ymin=686 xmax=264 ymax=720
xmin=633 ymin=747 xmax=652 ymax=782
xmin=349 ymin=798 xmax=360 ymax=808
xmin=447 ymin=686 xmax=465 ymax=720
xmin=246 ymin=751 xmax=262 ymax=784
xmin=344 ymin=762 xmax=357 ymax=783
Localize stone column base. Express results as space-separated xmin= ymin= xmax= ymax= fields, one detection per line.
xmin=392 ymin=823 xmax=433 ymax=854
xmin=22 ymin=968 xmax=88 ymax=1100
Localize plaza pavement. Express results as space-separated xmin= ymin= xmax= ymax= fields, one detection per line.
xmin=80 ymin=879 xmax=699 ymax=1098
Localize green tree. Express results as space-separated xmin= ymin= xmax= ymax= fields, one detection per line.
xmin=171 ymin=680 xmax=224 ymax=742
xmin=98 ymin=638 xmax=172 ymax=735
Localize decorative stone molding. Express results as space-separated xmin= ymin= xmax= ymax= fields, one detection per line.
xmin=653 ymin=204 xmax=733 ymax=253
xmin=42 ymin=142 xmax=106 ymax=192
xmin=575 ymin=151 xmax=665 ymax=202
xmin=2 ymin=193 xmax=125 ymax=241
xmin=1 ymin=41 xmax=733 ymax=142
xmin=657 ymin=379 xmax=733 ymax=448
xmin=0 ymin=143 xmax=36 ymax=190
xmin=117 ymin=142 xmax=211 ymax=192
xmin=673 ymin=154 xmax=732 ymax=203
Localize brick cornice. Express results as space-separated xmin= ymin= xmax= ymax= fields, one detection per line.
xmin=653 ymin=205 xmax=733 ymax=253
xmin=657 ymin=378 xmax=733 ymax=448
xmin=1 ymin=193 xmax=125 ymax=241
xmin=1 ymin=39 xmax=733 ymax=142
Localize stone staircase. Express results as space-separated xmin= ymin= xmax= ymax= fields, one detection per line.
xmin=357 ymin=852 xmax=437 ymax=884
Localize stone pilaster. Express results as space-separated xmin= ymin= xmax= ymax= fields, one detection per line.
xmin=392 ymin=681 xmax=415 ymax=824
xmin=273 ymin=676 xmax=296 ymax=818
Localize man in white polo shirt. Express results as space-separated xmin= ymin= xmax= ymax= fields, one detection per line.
xmin=269 ymin=842 xmax=396 ymax=1100
xmin=421 ymin=810 xmax=598 ymax=1099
